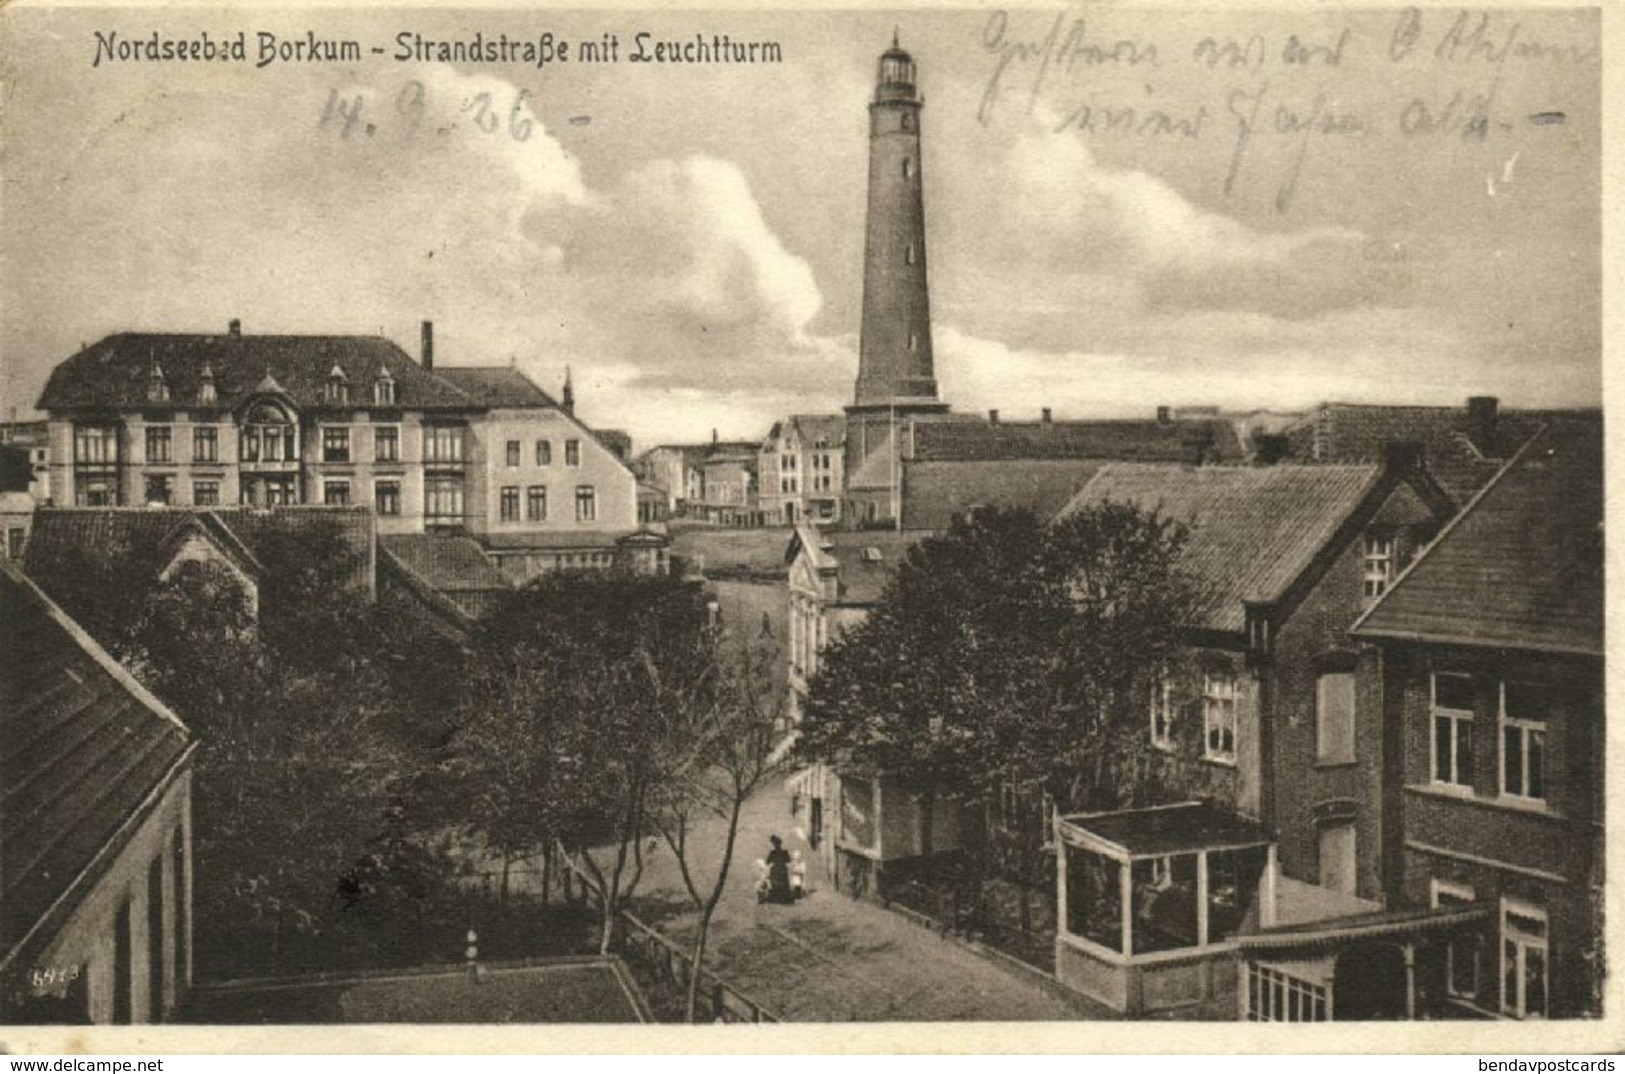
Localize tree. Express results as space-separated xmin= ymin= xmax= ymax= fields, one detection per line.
xmin=647 ymin=625 xmax=783 ymax=1022
xmin=464 ymin=570 xmax=718 ymax=954
xmin=795 ymin=503 xmax=1198 ymax=875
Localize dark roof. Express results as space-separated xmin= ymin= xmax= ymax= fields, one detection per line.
xmin=0 ymin=559 xmax=193 ymax=968
xmin=1059 ymin=801 xmax=1270 ymax=857
xmin=595 ymin=429 xmax=633 ymax=460
xmin=378 ymin=535 xmax=510 ymax=593
xmin=1282 ymin=402 xmax=1598 ymax=501
xmin=184 ymin=956 xmax=651 ymax=1023
xmin=37 ymin=332 xmax=471 ymax=412
xmin=800 ymin=529 xmax=926 ymax=605
xmin=432 ymin=366 xmax=557 ymax=408
xmin=901 ymin=459 xmax=1103 ymax=531
xmin=479 ymin=530 xmax=630 ymax=552
xmin=1353 ymin=422 xmax=1603 ymax=656
xmin=1236 ymin=903 xmax=1494 ymax=953
xmin=1058 ymin=463 xmax=1381 ymax=632
xmin=24 ymin=506 xmax=375 ymax=597
xmin=910 ymin=418 xmax=1243 ymax=464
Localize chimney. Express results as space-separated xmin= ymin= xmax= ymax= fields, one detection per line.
xmin=988 ymin=409 xmax=1000 ymax=425
xmin=1252 ymin=433 xmax=1289 ymax=466
xmin=228 ymin=318 xmax=241 ymax=338
xmin=1381 ymin=440 xmax=1423 ymax=474
xmin=420 ymin=321 xmax=434 ymax=370
xmin=712 ymin=428 xmax=719 ymax=445
xmin=1040 ymin=407 xmax=1053 ymax=425
xmin=562 ymin=365 xmax=575 ymax=415
xmin=1156 ymin=405 xmax=1171 ymax=425
xmin=1467 ymin=395 xmax=1499 ymax=454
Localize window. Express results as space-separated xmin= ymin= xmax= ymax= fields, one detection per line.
xmin=1064 ymin=843 xmax=1123 ymax=953
xmin=322 ymin=427 xmax=351 ymax=463
xmin=565 ymin=439 xmax=581 ymax=467
xmin=425 ymin=478 xmax=465 ymax=530
xmin=1431 ymin=673 xmax=1475 ymax=788
xmin=7 ymin=527 xmax=26 ymax=559
xmin=500 ymin=485 xmax=520 ymax=521
xmin=1363 ymin=533 xmax=1396 ymax=599
xmin=575 ymin=484 xmax=596 ymax=521
xmin=193 ymin=480 xmax=220 ymax=507
xmin=1150 ymin=680 xmax=1176 ymax=750
xmin=903 ymin=157 xmax=914 ymax=179
xmin=323 ymin=480 xmax=350 ymax=506
xmin=147 ymin=368 xmax=168 ymax=403
xmin=74 ymin=425 xmax=119 ymax=463
xmin=1432 ymin=880 xmax=1479 ymax=999
xmin=1131 ymin=853 xmax=1199 ymax=953
xmin=196 ymin=375 xmax=216 ymax=405
xmin=145 ymin=426 xmax=172 ymax=463
xmin=192 ymin=426 xmax=218 ymax=463
xmin=1315 ymin=671 xmax=1356 ymax=764
xmin=144 ymin=474 xmax=172 ymax=505
xmin=325 ymin=368 xmax=349 ymax=405
xmin=1500 ymin=682 xmax=1547 ymax=802
xmin=374 ymin=426 xmax=399 ymax=462
xmin=908 ymin=332 xmax=919 ymax=352
xmin=424 ymin=426 xmax=465 ymax=464
xmin=1317 ymin=820 xmax=1356 ymax=895
xmin=375 ymin=479 xmax=400 ymax=517
xmin=906 ymin=244 xmax=916 ymax=265
xmin=76 ymin=477 xmax=116 ymax=506
xmin=505 ymin=440 xmax=521 ymax=468
xmin=373 ymin=374 xmax=396 ymax=406
xmin=527 ymin=486 xmax=547 ymax=521
xmin=1501 ymin=900 xmax=1548 ymax=1019
xmin=536 ymin=439 xmax=552 ymax=466
xmin=1247 ymin=964 xmax=1328 ymax=1022
xmin=1202 ymin=672 xmax=1237 ymax=763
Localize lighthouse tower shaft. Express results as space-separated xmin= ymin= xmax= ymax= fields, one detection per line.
xmin=853 ymin=43 xmax=943 ymax=408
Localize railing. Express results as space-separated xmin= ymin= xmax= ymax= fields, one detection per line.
xmin=559 ymin=856 xmax=781 ymax=1023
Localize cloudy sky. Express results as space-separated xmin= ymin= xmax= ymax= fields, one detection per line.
xmin=0 ymin=5 xmax=1601 ymax=445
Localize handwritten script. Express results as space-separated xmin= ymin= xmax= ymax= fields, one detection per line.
xmin=976 ymin=7 xmax=1597 ymax=212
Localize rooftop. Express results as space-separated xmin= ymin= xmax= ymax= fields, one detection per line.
xmin=1057 ymin=801 xmax=1270 ymax=858
xmin=1353 ymin=421 xmax=1603 ymax=656
xmin=910 ymin=417 xmax=1243 ymax=465
xmin=900 ymin=458 xmax=1103 ymax=531
xmin=36 ymin=330 xmax=564 ymax=414
xmin=1057 ymin=462 xmax=1382 ymax=633
xmin=0 ymin=559 xmax=193 ymax=969
xmin=790 ymin=527 xmax=925 ymax=605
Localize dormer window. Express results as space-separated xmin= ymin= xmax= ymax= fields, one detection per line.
xmin=373 ymin=370 xmax=396 ymax=406
xmin=325 ymin=364 xmax=349 ymax=405
xmin=196 ymin=368 xmax=217 ymax=405
xmin=147 ymin=363 xmax=169 ymax=403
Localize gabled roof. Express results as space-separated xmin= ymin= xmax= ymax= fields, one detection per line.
xmin=37 ymin=332 xmax=470 ymax=412
xmin=1352 ymin=422 xmax=1602 ymax=657
xmin=772 ymin=414 xmax=845 ymax=448
xmin=0 ymin=559 xmax=193 ymax=970
xmin=594 ymin=429 xmax=633 ymax=460
xmin=24 ymin=506 xmax=375 ymax=598
xmin=790 ymin=528 xmax=925 ymax=606
xmin=1057 ymin=463 xmax=1384 ymax=632
xmin=378 ymin=534 xmax=510 ymax=623
xmin=1282 ymin=402 xmax=1597 ymax=501
xmin=901 ymin=458 xmax=1104 ymax=531
xmin=910 ymin=417 xmax=1243 ymax=464
xmin=432 ymin=366 xmax=557 ymax=408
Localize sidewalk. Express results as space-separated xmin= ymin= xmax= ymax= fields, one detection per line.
xmin=612 ymin=783 xmax=1098 ymax=1022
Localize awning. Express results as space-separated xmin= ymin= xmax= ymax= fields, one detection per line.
xmin=1057 ymin=800 xmax=1271 ymax=858
xmin=1236 ymin=903 xmax=1494 ymax=954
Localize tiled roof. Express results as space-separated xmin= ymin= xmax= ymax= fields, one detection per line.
xmin=910 ymin=418 xmax=1243 ymax=464
xmin=478 ymin=530 xmax=633 ymax=552
xmin=1282 ymin=403 xmax=1598 ymax=501
xmin=1058 ymin=463 xmax=1381 ymax=632
xmin=1353 ymin=422 xmax=1602 ymax=656
xmin=810 ymin=529 xmax=926 ymax=605
xmin=24 ymin=506 xmax=375 ymax=598
xmin=595 ymin=429 xmax=633 ymax=460
xmin=670 ymin=527 xmax=792 ymax=578
xmin=432 ymin=366 xmax=557 ymax=408
xmin=901 ymin=459 xmax=1103 ymax=531
xmin=378 ymin=535 xmax=510 ymax=593
xmin=37 ymin=332 xmax=470 ymax=412
xmin=783 ymin=414 xmax=845 ymax=447
xmin=0 ymin=559 xmax=192 ymax=967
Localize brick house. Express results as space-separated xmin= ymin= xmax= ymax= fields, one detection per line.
xmin=1346 ymin=421 xmax=1603 ymax=1020
xmin=1048 ymin=447 xmax=1458 ymax=1016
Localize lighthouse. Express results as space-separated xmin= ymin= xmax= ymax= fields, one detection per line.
xmin=844 ymin=34 xmax=950 ymax=525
